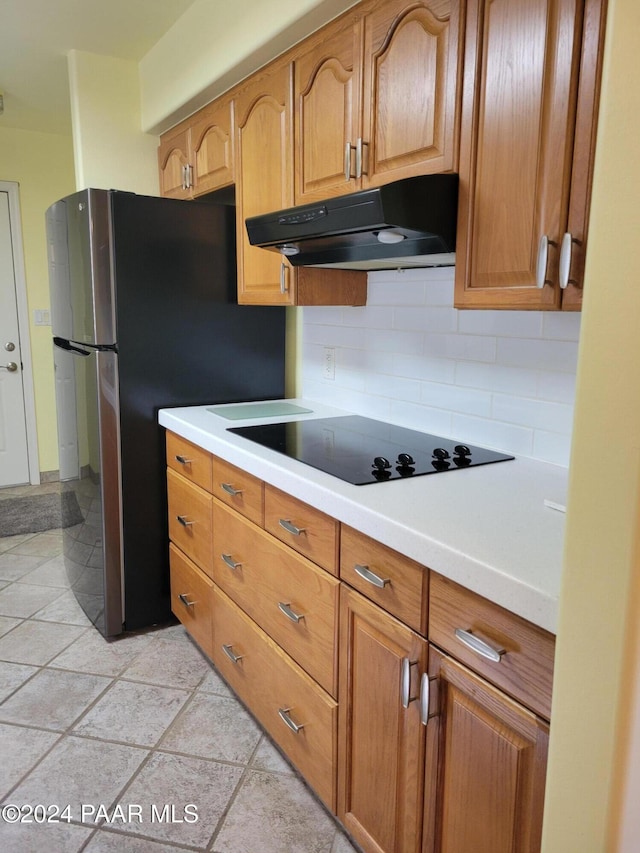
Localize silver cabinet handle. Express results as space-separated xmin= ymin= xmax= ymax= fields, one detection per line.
xmin=401 ymin=657 xmax=419 ymax=709
xmin=221 ymin=483 xmax=242 ymax=497
xmin=178 ymin=593 xmax=195 ymax=608
xmin=176 ymin=515 xmax=194 ymax=527
xmin=280 ymin=262 xmax=289 ymax=294
xmin=186 ymin=164 xmax=193 ymax=189
xmin=419 ymin=672 xmax=438 ymax=726
xmin=355 ymin=137 xmax=368 ymax=178
xmin=536 ymin=234 xmax=550 ymax=288
xmin=454 ymin=628 xmax=506 ymax=663
xmin=221 ymin=553 xmax=242 ymax=571
xmin=279 ymin=519 xmax=305 ymax=537
xmin=354 ymin=563 xmax=390 ymax=589
xmin=559 ymin=231 xmax=573 ymax=289
xmin=278 ymin=707 xmax=305 ymax=734
xmin=278 ymin=602 xmax=305 ymax=623
xmin=344 ymin=142 xmax=359 ymax=181
xmin=174 ymin=454 xmax=192 ymax=465
xmin=222 ymin=643 xmax=243 ymax=664
xmin=0 ymin=362 xmax=18 ymax=372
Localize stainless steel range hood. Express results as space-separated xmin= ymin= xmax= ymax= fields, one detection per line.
xmin=245 ymin=174 xmax=458 ymax=270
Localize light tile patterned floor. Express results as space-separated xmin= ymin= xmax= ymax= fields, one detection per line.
xmin=0 ymin=490 xmax=360 ymax=853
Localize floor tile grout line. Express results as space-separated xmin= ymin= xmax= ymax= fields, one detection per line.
xmin=204 ymin=733 xmax=266 ymax=852
xmin=0 ymin=517 xmax=360 ymax=852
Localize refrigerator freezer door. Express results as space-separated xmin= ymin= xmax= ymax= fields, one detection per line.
xmin=47 ymin=189 xmax=116 ymax=346
xmin=53 ymin=340 xmax=123 ymax=636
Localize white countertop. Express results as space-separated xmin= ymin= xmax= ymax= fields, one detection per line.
xmin=159 ymin=399 xmax=568 ymax=634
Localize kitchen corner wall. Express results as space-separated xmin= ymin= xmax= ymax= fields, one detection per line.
xmin=301 ymin=266 xmax=580 ymax=467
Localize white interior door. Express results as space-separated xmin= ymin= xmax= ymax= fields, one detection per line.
xmin=0 ymin=184 xmax=38 ymax=487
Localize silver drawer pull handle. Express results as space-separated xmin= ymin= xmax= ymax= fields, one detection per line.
xmin=401 ymin=657 xmax=419 ymax=709
xmin=559 ymin=231 xmax=576 ymax=289
xmin=420 ymin=673 xmax=439 ymax=726
xmin=278 ymin=707 xmax=305 ymax=734
xmin=221 ymin=553 xmax=242 ymax=571
xmin=279 ymin=519 xmax=306 ymax=537
xmin=222 ymin=644 xmax=243 ymax=664
xmin=278 ymin=602 xmax=305 ymax=624
xmin=536 ymin=234 xmax=549 ymax=288
xmin=176 ymin=515 xmax=194 ymax=527
xmin=455 ymin=628 xmax=506 ymax=663
xmin=178 ymin=593 xmax=195 ymax=608
xmin=175 ymin=455 xmax=192 ymax=465
xmin=221 ymin=483 xmax=243 ymax=496
xmin=354 ymin=563 xmax=390 ymax=589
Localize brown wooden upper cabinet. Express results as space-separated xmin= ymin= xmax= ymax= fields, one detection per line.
xmin=158 ymin=94 xmax=235 ymax=199
xmin=234 ymin=61 xmax=294 ymax=305
xmin=294 ymin=0 xmax=463 ymax=204
xmin=454 ymin=0 xmax=606 ymax=310
xmin=234 ymin=59 xmax=367 ymax=306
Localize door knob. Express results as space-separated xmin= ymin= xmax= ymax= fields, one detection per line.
xmin=1 ymin=362 xmax=18 ymax=372
xmin=4 ymin=341 xmax=15 ymax=352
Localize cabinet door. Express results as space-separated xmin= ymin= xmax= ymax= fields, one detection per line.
xmin=294 ymin=12 xmax=363 ymax=203
xmin=423 ymin=647 xmax=549 ymax=853
xmin=235 ymin=62 xmax=295 ymax=305
xmin=454 ymin=0 xmax=584 ymax=309
xmin=362 ymin=0 xmax=461 ymax=186
xmin=338 ymin=585 xmax=427 ymax=853
xmin=190 ymin=96 xmax=235 ymax=194
xmin=157 ymin=126 xmax=192 ymax=199
xmin=559 ymin=0 xmax=607 ymax=310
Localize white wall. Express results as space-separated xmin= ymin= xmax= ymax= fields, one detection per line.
xmin=302 ymin=267 xmax=579 ymax=466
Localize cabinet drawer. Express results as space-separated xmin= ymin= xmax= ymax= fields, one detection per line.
xmin=211 ymin=456 xmax=264 ymax=526
xmin=167 ymin=468 xmax=213 ymax=573
xmin=166 ymin=432 xmax=212 ymax=492
xmin=169 ymin=543 xmax=214 ymax=659
xmin=265 ymin=485 xmax=339 ymax=575
xmin=212 ymin=586 xmax=337 ymax=811
xmin=340 ymin=525 xmax=428 ymax=635
xmin=429 ymin=573 xmax=555 ymax=720
xmin=213 ymin=500 xmax=339 ymax=697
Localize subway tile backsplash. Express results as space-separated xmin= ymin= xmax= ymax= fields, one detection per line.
xmin=301 ymin=267 xmax=579 ymax=467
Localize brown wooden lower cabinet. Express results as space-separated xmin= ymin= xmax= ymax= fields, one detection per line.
xmin=423 ymin=647 xmax=549 ymax=853
xmin=338 ymin=584 xmax=428 ymax=853
xmin=338 ymin=585 xmax=549 ymax=853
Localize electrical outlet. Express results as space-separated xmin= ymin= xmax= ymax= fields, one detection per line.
xmin=323 ymin=347 xmax=335 ymax=380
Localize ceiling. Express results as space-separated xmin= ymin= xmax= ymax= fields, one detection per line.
xmin=0 ymin=0 xmax=198 ymax=135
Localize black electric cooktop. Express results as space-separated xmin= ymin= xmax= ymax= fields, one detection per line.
xmin=228 ymin=416 xmax=514 ymax=486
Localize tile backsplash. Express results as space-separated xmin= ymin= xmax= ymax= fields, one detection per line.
xmin=301 ymin=267 xmax=580 ymax=467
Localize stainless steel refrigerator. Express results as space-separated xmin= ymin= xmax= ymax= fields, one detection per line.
xmin=46 ymin=189 xmax=285 ymax=637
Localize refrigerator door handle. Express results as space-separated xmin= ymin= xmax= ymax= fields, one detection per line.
xmin=54 ymin=337 xmax=117 ymax=356
xmin=53 ymin=337 xmax=91 ymax=357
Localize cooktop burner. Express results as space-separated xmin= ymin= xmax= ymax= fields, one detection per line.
xmin=228 ymin=416 xmax=514 ymax=485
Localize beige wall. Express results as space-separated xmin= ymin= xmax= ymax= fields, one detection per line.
xmin=68 ymin=51 xmax=159 ymax=194
xmin=541 ymin=0 xmax=640 ymax=848
xmin=139 ymin=0 xmax=358 ymax=133
xmin=0 ymin=127 xmax=75 ymax=473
